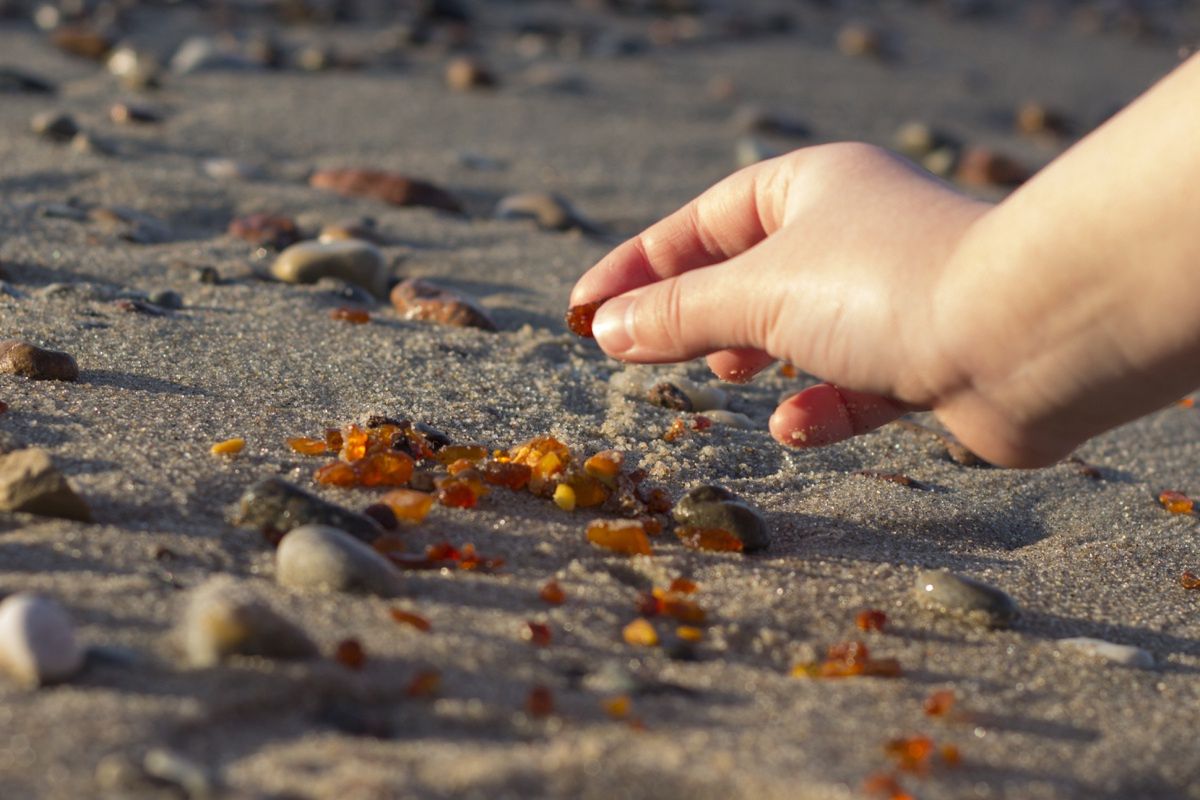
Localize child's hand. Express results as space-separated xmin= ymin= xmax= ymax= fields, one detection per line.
xmin=571 ymin=143 xmax=997 ymax=459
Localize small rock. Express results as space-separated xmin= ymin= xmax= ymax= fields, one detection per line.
xmin=0 ymin=448 xmax=92 ymax=521
xmin=318 ymin=217 xmax=381 ymax=244
xmin=147 ymin=290 xmax=183 ymax=310
xmin=276 ymin=524 xmax=403 ymax=596
xmin=190 ymin=265 xmax=221 ymax=284
xmin=233 ymin=476 xmax=383 ymax=545
xmin=670 ymin=376 xmax=728 ymax=412
xmin=836 ymin=22 xmax=882 ymax=57
xmin=228 ymin=213 xmax=301 ymax=250
xmin=390 ymin=278 xmax=497 ymax=331
xmin=201 ymin=158 xmax=261 ymax=181
xmin=731 ymin=104 xmax=809 ymax=138
xmin=88 ymin=207 xmax=170 ymax=243
xmin=109 ymin=102 xmax=161 ymax=125
xmin=445 ymin=56 xmax=496 ymax=90
xmin=647 ymin=382 xmax=693 ymax=412
xmin=0 ymin=593 xmax=84 ymax=687
xmin=913 ymin=569 xmax=1018 ymax=628
xmin=271 ymin=239 xmax=388 ymax=298
xmin=701 ymin=409 xmax=755 ymax=429
xmin=955 ymin=146 xmax=1029 ymax=187
xmin=143 ymin=749 xmax=216 ymax=799
xmin=495 ymin=192 xmax=595 ymax=233
xmin=0 ymin=340 xmax=78 ymax=381
xmin=1058 ymin=637 xmax=1154 ymax=668
xmin=0 ymin=67 xmax=55 ymax=94
xmin=106 ymin=46 xmax=161 ymax=90
xmin=309 ymin=168 xmax=463 ymax=213
xmin=179 ymin=577 xmax=317 ymax=667
xmin=734 ymin=136 xmax=779 ymax=168
xmin=51 ymin=25 xmax=113 ymax=61
xmin=672 ymin=485 xmax=770 ymax=552
xmin=30 ymin=111 xmax=79 ymax=142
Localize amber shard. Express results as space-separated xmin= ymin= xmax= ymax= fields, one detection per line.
xmin=527 ymin=686 xmax=555 ymax=718
xmin=334 ymin=638 xmax=366 ymax=670
xmin=603 ymin=695 xmax=631 ymax=719
xmin=623 ymin=618 xmax=659 ymax=647
xmin=856 ymin=609 xmax=887 ymax=632
xmin=923 ymin=689 xmax=956 ymax=717
xmin=1159 ymin=490 xmax=1194 ymax=514
xmin=669 ymin=577 xmax=697 ymax=594
xmin=675 ymin=526 xmax=744 ymax=553
xmin=566 ymin=300 xmax=603 ymax=337
xmin=539 ymin=580 xmax=566 ymax=605
xmin=522 ymin=621 xmax=552 ymax=647
xmin=381 ymin=489 xmax=434 ymax=522
xmin=211 ymin=437 xmax=245 ymax=456
xmin=315 ymin=461 xmax=358 ymax=487
xmin=390 ymin=609 xmax=432 ymax=632
xmin=587 ymin=519 xmax=653 ymax=556
xmin=885 ymin=735 xmax=935 ymax=774
xmin=330 ymin=307 xmax=370 ymax=324
xmin=288 ymin=436 xmax=328 ymax=455
xmin=1180 ymin=571 xmax=1200 ymax=590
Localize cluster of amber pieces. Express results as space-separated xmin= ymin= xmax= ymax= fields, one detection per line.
xmin=662 ymin=415 xmax=712 ymax=442
xmin=292 ymin=423 xmax=417 ymax=489
xmin=1158 ymin=490 xmax=1194 ymax=514
xmin=791 ymin=640 xmax=902 ymax=679
xmin=373 ymin=536 xmax=505 ymax=573
xmin=623 ymin=578 xmax=707 ymax=647
xmin=864 ymin=736 xmax=960 ymax=799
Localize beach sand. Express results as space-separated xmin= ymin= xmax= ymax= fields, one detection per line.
xmin=1 ymin=1 xmax=1199 ymax=798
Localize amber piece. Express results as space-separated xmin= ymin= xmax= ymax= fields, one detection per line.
xmin=456 ymin=542 xmax=505 ymax=572
xmin=566 ymin=474 xmax=610 ymax=508
xmin=553 ymin=483 xmax=577 ymax=511
xmin=642 ymin=487 xmax=671 ymax=514
xmin=287 ymin=436 xmax=328 ymax=455
xmin=623 ymin=618 xmax=659 ymax=647
xmin=509 ymin=435 xmax=571 ymax=467
xmin=669 ymin=577 xmax=697 ymax=594
xmin=691 ymin=415 xmax=713 ymax=432
xmin=1180 ymin=571 xmax=1200 ymax=590
xmin=1178 ymin=397 xmax=1196 ymax=408
xmin=778 ymin=363 xmax=798 ymax=378
xmin=522 ymin=621 xmax=552 ymax=647
xmin=315 ymin=461 xmax=358 ymax=487
xmin=340 ymin=424 xmax=370 ymax=462
xmin=635 ymin=591 xmax=663 ymax=617
xmin=527 ymin=685 xmax=555 ymax=718
xmin=663 ymin=418 xmax=688 ymax=442
xmin=675 ymin=526 xmax=744 ymax=553
xmin=584 ymin=450 xmax=624 ymax=485
xmin=437 ymin=479 xmax=479 ymax=509
xmin=539 ymin=580 xmax=566 ymax=605
xmin=324 ymin=427 xmax=344 ymax=452
xmin=381 ymin=489 xmax=434 ymax=522
xmin=1159 ymin=490 xmax=1194 ymax=514
xmin=211 ymin=437 xmax=245 ymax=456
xmin=426 ymin=542 xmax=461 ymax=562
xmin=334 ymin=638 xmax=366 ymax=670
xmin=358 ymin=451 xmax=415 ymax=487
xmin=856 ymin=609 xmax=888 ymax=632
xmin=676 ymin=625 xmax=704 ymax=642
xmin=924 ymin=689 xmax=956 ymax=717
xmin=940 ymin=744 xmax=962 ymax=766
xmin=437 ymin=444 xmax=488 ymax=465
xmin=565 ymin=300 xmax=603 ymax=338
xmin=661 ymin=596 xmax=706 ymax=625
xmin=885 ymin=735 xmax=936 ymax=774
xmin=481 ymin=460 xmax=531 ymax=490
xmin=390 ymin=608 xmax=432 ymax=632
xmin=587 ymin=519 xmax=653 ymax=556
xmin=406 ymin=669 xmax=441 ymax=698
xmin=330 ymin=307 xmax=370 ymax=324
xmin=602 ymin=695 xmax=631 ymax=719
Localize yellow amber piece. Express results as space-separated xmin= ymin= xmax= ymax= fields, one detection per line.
xmin=381 ymin=489 xmax=434 ymax=522
xmin=287 ymin=436 xmax=328 ymax=455
xmin=553 ymin=483 xmax=576 ymax=511
xmin=211 ymin=437 xmax=245 ymax=456
xmin=584 ymin=450 xmax=624 ymax=486
xmin=339 ymin=424 xmax=369 ymax=462
xmin=676 ymin=625 xmax=704 ymax=642
xmin=622 ymin=618 xmax=658 ymax=647
xmin=587 ymin=519 xmax=653 ymax=556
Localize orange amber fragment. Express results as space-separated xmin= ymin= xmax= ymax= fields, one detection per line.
xmin=778 ymin=363 xmax=798 ymax=378
xmin=924 ymin=689 xmax=956 ymax=717
xmin=587 ymin=519 xmax=653 ymax=556
xmin=1159 ymin=490 xmax=1194 ymax=514
xmin=663 ymin=418 xmax=688 ymax=442
xmin=565 ymin=299 xmax=603 ymax=338
xmin=539 ymin=580 xmax=566 ymax=605
xmin=390 ymin=608 xmax=432 ymax=632
xmin=941 ymin=744 xmax=962 ymax=766
xmin=358 ymin=451 xmax=415 ymax=487
xmin=1178 ymin=397 xmax=1196 ymax=408
xmin=669 ymin=577 xmax=698 ymax=594
xmin=522 ymin=621 xmax=552 ymax=647
xmin=324 ymin=427 xmax=343 ymax=452
xmin=210 ymin=437 xmax=245 ymax=456
xmin=602 ymin=695 xmax=631 ymax=719
xmin=315 ymin=461 xmax=358 ymax=487
xmin=885 ymin=735 xmax=936 ymax=774
xmin=565 ymin=473 xmax=610 ymax=508
xmin=481 ymin=460 xmax=532 ymax=490
xmin=676 ymin=625 xmax=704 ymax=642
xmin=635 ymin=591 xmax=663 ymax=617
xmin=334 ymin=638 xmax=366 ymax=670
xmin=509 ymin=435 xmax=571 ymax=468
xmin=330 ymin=307 xmax=370 ymax=324
xmin=406 ymin=669 xmax=441 ymax=698
xmin=856 ymin=609 xmax=888 ymax=632
xmin=675 ymin=526 xmax=744 ymax=553
xmin=623 ymin=618 xmax=659 ymax=647
xmin=691 ymin=415 xmax=713 ymax=432
xmin=287 ymin=436 xmax=328 ymax=455
xmin=381 ymin=489 xmax=434 ymax=522
xmin=527 ymin=685 xmax=555 ymax=717
xmin=437 ymin=479 xmax=479 ymax=509
xmin=1181 ymin=570 xmax=1200 ymax=590
xmin=584 ymin=450 xmax=624 ymax=486
xmin=339 ymin=424 xmax=370 ymax=462
xmin=437 ymin=444 xmax=488 ymax=465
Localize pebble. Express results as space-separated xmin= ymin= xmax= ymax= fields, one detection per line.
xmin=228 ymin=213 xmax=301 ymax=250
xmin=1058 ymin=637 xmax=1154 ymax=668
xmin=912 ymin=569 xmax=1018 ymax=628
xmin=647 ymin=382 xmax=692 ymax=412
xmin=734 ymin=136 xmax=779 ymax=169
xmin=445 ymin=56 xmax=497 ymax=90
xmin=701 ymin=409 xmax=755 ymax=429
xmin=147 ymin=290 xmax=183 ymax=310
xmin=180 ymin=577 xmax=317 ymax=667
xmin=955 ymin=146 xmax=1029 ymax=187
xmin=390 ymin=278 xmax=497 ymax=331
xmin=233 ymin=476 xmax=383 ymax=545
xmin=271 ymin=239 xmax=388 ymax=298
xmin=106 ymin=46 xmax=161 ymax=90
xmin=921 ymin=146 xmax=959 ymax=178
xmin=309 ymin=168 xmax=463 ymax=213
xmin=30 ymin=110 xmax=79 ymax=142
xmin=0 ymin=448 xmax=92 ymax=521
xmin=0 ymin=593 xmax=84 ymax=687
xmin=70 ymin=131 xmax=115 ymax=157
xmin=191 ymin=265 xmax=221 ymax=284
xmin=143 ymin=749 xmax=217 ymax=799
xmin=201 ymin=158 xmax=262 ymax=181
xmin=672 ymin=485 xmax=770 ymax=552
xmin=0 ymin=67 xmax=55 ymax=94
xmin=670 ymin=376 xmax=728 ymax=412
xmin=495 ymin=192 xmax=595 ymax=233
xmin=731 ymin=104 xmax=809 ymax=138
xmin=318 ymin=217 xmax=382 ymax=244
xmin=275 ymin=524 xmax=404 ymax=596
xmin=0 ymin=339 xmax=78 ymax=381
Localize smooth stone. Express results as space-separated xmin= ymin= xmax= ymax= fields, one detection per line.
xmin=913 ymin=569 xmax=1019 ymax=628
xmin=0 ymin=448 xmax=92 ymax=521
xmin=445 ymin=56 xmax=497 ymax=90
xmin=147 ymin=290 xmax=183 ymax=310
xmin=672 ymin=485 xmax=770 ymax=552
xmin=0 ymin=340 xmax=78 ymax=381
xmin=0 ymin=593 xmax=84 ymax=687
xmin=233 ymin=477 xmax=383 ymax=545
xmin=390 ymin=278 xmax=497 ymax=331
xmin=309 ymin=168 xmax=464 ymax=213
xmin=921 ymin=146 xmax=959 ymax=178
xmin=143 ymin=749 xmax=216 ymax=799
xmin=180 ymin=577 xmax=317 ymax=667
xmin=30 ymin=110 xmax=79 ymax=142
xmin=495 ymin=192 xmax=594 ymax=232
xmin=702 ymin=409 xmax=755 ymax=429
xmin=1058 ymin=637 xmax=1154 ymax=668
xmin=276 ymin=524 xmax=403 ymax=596
xmin=271 ymin=240 xmax=387 ymax=298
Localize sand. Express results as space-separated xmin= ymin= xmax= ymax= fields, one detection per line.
xmin=1 ymin=1 xmax=1199 ymax=798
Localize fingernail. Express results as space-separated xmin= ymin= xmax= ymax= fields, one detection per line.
xmin=591 ymin=296 xmax=635 ymax=354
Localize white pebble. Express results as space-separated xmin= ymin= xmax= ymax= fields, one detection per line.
xmin=0 ymin=593 xmax=83 ymax=687
xmin=1058 ymin=637 xmax=1154 ymax=668
xmin=276 ymin=524 xmax=403 ymax=596
xmin=702 ymin=409 xmax=755 ymax=429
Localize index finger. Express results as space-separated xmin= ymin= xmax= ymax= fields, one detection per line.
xmin=569 ymin=156 xmax=790 ymax=307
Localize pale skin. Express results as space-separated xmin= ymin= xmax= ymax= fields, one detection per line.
xmin=569 ymin=55 xmax=1200 ymax=469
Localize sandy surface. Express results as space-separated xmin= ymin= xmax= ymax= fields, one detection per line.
xmin=2 ymin=1 xmax=1200 ymax=798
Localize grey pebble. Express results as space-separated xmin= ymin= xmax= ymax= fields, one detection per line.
xmin=275 ymin=524 xmax=404 ymax=596
xmin=672 ymin=485 xmax=770 ymax=552
xmin=179 ymin=577 xmax=317 ymax=667
xmin=913 ymin=569 xmax=1019 ymax=628
xmin=0 ymin=67 xmax=55 ymax=94
xmin=701 ymin=409 xmax=756 ymax=429
xmin=0 ymin=448 xmax=91 ymax=521
xmin=233 ymin=476 xmax=383 ymax=545
xmin=147 ymin=289 xmax=183 ymax=309
xmin=271 ymin=239 xmax=388 ymax=298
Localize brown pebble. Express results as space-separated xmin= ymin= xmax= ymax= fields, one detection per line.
xmin=955 ymin=146 xmax=1029 ymax=187
xmin=0 ymin=448 xmax=91 ymax=522
xmin=0 ymin=340 xmax=78 ymax=381
xmin=227 ymin=213 xmax=301 ymax=249
xmin=310 ymin=168 xmax=463 ymax=213
xmin=390 ymin=278 xmax=497 ymax=332
xmin=50 ymin=26 xmax=113 ymax=61
xmin=445 ymin=56 xmax=496 ymax=91
xmin=647 ymin=382 xmax=693 ymax=412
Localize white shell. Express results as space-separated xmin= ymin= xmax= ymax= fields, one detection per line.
xmin=0 ymin=593 xmax=83 ymax=687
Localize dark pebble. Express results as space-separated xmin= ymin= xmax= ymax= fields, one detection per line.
xmin=232 ymin=477 xmax=383 ymax=546
xmin=0 ymin=340 xmax=78 ymax=381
